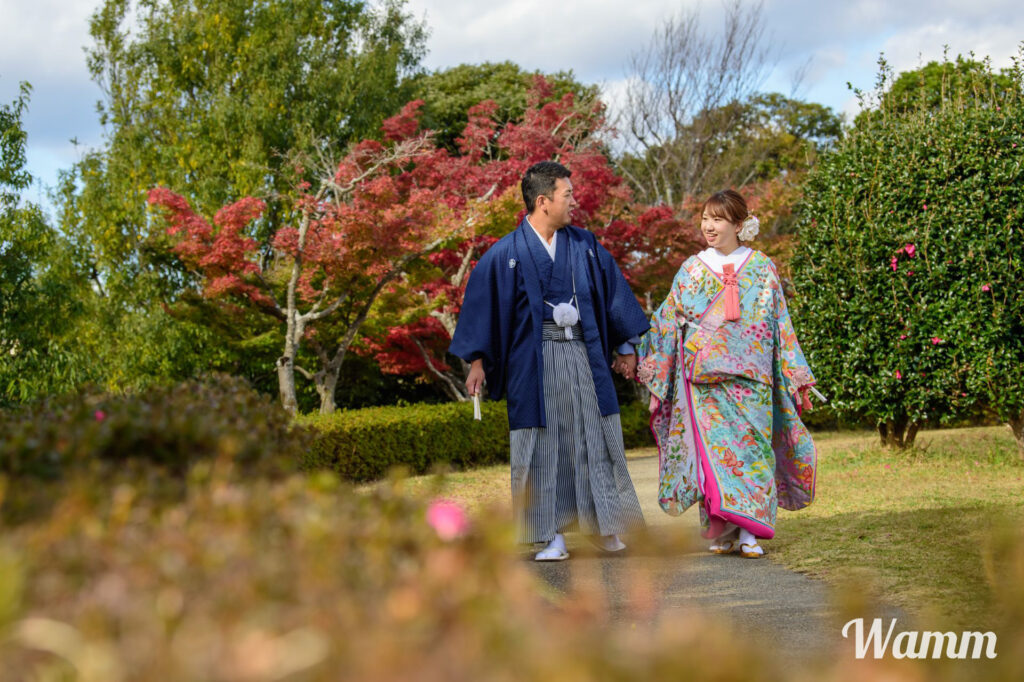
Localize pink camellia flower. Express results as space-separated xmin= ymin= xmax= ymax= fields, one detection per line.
xmin=931 ymin=337 xmax=943 ymax=345
xmin=426 ymin=499 xmax=469 ymax=540
xmin=890 ymin=256 xmax=898 ymax=272
xmin=903 ymin=244 xmax=916 ymax=258
xmin=899 ymin=334 xmax=907 ymax=340
xmin=982 ymin=284 xmax=991 ymax=292
xmin=895 ymin=370 xmax=902 ymax=380
xmin=94 ymin=410 xmax=107 ymax=422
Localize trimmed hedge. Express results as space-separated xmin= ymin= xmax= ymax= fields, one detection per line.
xmin=300 ymin=400 xmax=656 ymax=481
xmin=619 ymin=400 xmax=656 ymax=449
xmin=0 ymin=374 xmax=309 ymax=480
xmin=299 ymin=400 xmax=510 ymax=481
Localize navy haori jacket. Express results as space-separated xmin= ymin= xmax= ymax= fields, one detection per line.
xmin=449 ymin=218 xmax=650 ymax=430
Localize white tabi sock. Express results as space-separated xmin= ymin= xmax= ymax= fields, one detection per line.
xmin=534 ymin=533 xmax=569 ymax=561
xmin=546 ymin=533 xmax=567 ymax=553
xmin=738 ymin=528 xmax=763 ymax=555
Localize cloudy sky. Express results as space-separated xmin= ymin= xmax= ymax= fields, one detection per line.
xmin=2 ymin=0 xmax=1022 ymax=209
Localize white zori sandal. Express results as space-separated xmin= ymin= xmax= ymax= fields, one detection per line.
xmin=738 ymin=528 xmax=765 ymax=558
xmin=535 ymin=533 xmax=569 ymax=562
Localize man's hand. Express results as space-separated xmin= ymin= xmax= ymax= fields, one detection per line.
xmin=465 ymin=359 xmax=485 ymax=397
xmin=612 ymin=353 xmax=637 ymax=380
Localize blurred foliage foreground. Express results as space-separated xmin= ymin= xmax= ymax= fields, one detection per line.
xmin=0 ymin=378 xmax=1023 ymax=680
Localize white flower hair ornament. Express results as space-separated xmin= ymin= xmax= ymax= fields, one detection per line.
xmin=738 ymin=215 xmax=760 ymax=241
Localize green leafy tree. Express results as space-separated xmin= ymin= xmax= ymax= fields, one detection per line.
xmin=57 ymin=0 xmax=426 ymax=394
xmin=863 ymin=54 xmax=1021 ymax=118
xmin=702 ymin=93 xmax=841 ymax=187
xmin=1 ymin=84 xmax=95 ymax=404
xmin=78 ymin=0 xmax=426 ymax=270
xmin=1 ymin=82 xmax=31 ymax=202
xmin=792 ymin=54 xmax=1024 ymax=451
xmin=617 ymin=91 xmax=841 ymax=207
xmin=409 ymin=61 xmax=599 ymax=150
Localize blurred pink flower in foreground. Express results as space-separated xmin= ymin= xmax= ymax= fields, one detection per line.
xmin=426 ymin=500 xmax=469 ymax=540
xmin=903 ymin=244 xmax=916 ymax=258
xmin=982 ymin=284 xmax=990 ymax=292
xmin=895 ymin=370 xmax=902 ymax=380
xmin=94 ymin=410 xmax=107 ymax=422
xmin=931 ymin=337 xmax=943 ymax=345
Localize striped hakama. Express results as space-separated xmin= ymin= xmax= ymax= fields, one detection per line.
xmin=509 ymin=321 xmax=647 ymax=544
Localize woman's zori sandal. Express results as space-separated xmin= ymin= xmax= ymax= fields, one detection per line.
xmin=708 ymin=525 xmax=739 ymax=554
xmin=738 ymin=528 xmax=764 ymax=558
xmin=709 ymin=526 xmax=765 ymax=558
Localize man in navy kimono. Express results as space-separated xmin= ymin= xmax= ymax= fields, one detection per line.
xmin=450 ymin=161 xmax=649 ymax=561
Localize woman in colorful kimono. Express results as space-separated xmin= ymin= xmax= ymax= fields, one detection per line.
xmin=636 ymin=189 xmax=817 ymax=558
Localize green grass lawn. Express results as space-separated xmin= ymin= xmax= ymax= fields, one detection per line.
xmin=773 ymin=425 xmax=1024 ymax=630
xmin=382 ymin=425 xmax=1024 ymax=630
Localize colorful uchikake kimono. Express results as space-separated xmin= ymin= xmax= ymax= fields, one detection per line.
xmin=637 ymin=248 xmax=817 ymax=539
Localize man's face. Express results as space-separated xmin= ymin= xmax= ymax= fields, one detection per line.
xmin=542 ymin=177 xmax=578 ymax=228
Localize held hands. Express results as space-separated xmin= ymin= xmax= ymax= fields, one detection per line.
xmin=465 ymin=359 xmax=486 ymax=397
xmin=611 ymin=353 xmax=637 ymax=381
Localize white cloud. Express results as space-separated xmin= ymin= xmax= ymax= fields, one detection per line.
xmin=4 ymin=0 xmax=1024 ymax=201
xmin=0 ymin=0 xmax=97 ymax=79
xmin=879 ymin=20 xmax=1024 ymax=73
xmin=410 ymin=0 xmax=695 ymax=81
xmin=1 ymin=0 xmax=103 ymax=205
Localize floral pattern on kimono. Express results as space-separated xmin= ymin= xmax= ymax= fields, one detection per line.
xmin=637 ymin=250 xmax=817 ymax=539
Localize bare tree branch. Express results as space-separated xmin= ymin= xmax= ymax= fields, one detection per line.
xmin=616 ymin=0 xmax=774 ymax=205
xmin=411 ymin=336 xmax=468 ymax=401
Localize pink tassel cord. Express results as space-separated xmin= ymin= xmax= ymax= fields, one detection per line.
xmin=722 ymin=263 xmax=741 ymax=321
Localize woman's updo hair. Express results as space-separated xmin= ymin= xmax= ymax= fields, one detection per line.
xmin=702 ymin=189 xmax=749 ymax=225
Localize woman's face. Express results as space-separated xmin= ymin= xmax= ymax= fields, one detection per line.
xmin=701 ymin=210 xmax=740 ymax=251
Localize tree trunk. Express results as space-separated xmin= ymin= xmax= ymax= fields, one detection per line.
xmin=878 ymin=416 xmax=919 ymax=449
xmin=276 ymin=354 xmax=299 ymax=415
xmin=315 ymin=366 xmax=339 ymax=415
xmin=904 ymin=422 xmax=920 ymax=449
xmin=1009 ymin=412 xmax=1024 ymax=460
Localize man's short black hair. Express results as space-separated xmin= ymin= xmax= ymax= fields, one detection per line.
xmin=521 ymin=161 xmax=571 ymax=213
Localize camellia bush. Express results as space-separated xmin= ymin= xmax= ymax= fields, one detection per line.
xmin=791 ymin=55 xmax=1024 ymax=450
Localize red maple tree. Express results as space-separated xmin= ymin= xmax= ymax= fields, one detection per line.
xmin=150 ymin=100 xmax=486 ymax=413
xmin=361 ymin=79 xmax=704 ymax=400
